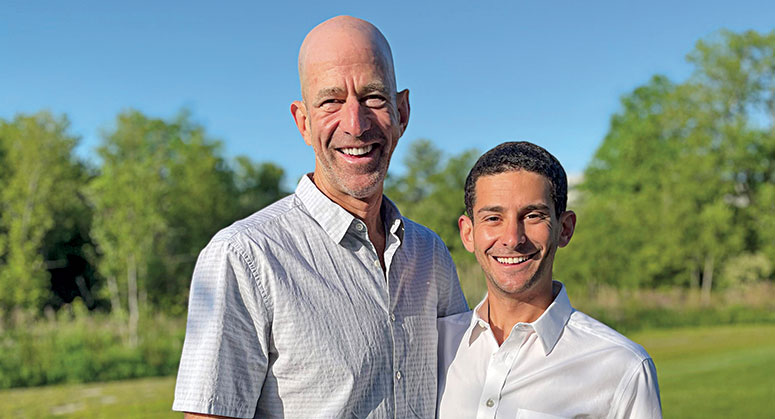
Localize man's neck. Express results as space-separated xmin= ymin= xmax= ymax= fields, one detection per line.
xmin=478 ymin=280 xmax=555 ymax=346
xmin=310 ymin=173 xmax=387 ymax=269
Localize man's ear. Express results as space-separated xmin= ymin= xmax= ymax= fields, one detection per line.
xmin=458 ymin=214 xmax=475 ymax=253
xmin=291 ymin=100 xmax=312 ymax=146
xmin=396 ymin=89 xmax=410 ymax=136
xmin=557 ymin=210 xmax=576 ymax=248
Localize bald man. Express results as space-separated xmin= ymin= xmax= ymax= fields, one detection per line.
xmin=172 ymin=16 xmax=468 ymax=419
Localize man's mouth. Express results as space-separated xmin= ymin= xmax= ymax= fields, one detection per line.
xmin=339 ymin=144 xmax=374 ymax=156
xmin=493 ymin=254 xmax=535 ymax=265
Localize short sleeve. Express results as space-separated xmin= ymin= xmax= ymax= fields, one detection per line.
xmin=172 ymin=239 xmax=271 ymax=418
xmin=610 ymin=358 xmax=662 ymax=419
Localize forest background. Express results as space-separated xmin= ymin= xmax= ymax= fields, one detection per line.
xmin=0 ymin=25 xmax=774 ymax=417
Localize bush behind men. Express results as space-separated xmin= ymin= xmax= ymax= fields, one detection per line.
xmin=173 ymin=16 xmax=467 ymax=418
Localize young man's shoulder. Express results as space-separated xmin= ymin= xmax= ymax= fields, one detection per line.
xmin=566 ymin=309 xmax=652 ymax=363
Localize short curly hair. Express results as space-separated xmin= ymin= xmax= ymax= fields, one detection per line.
xmin=464 ymin=141 xmax=567 ymax=219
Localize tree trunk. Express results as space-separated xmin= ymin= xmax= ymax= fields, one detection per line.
xmin=107 ymin=275 xmax=123 ymax=316
xmin=701 ymin=254 xmax=714 ymax=305
xmin=690 ymin=264 xmax=700 ymax=290
xmin=127 ymin=253 xmax=139 ymax=347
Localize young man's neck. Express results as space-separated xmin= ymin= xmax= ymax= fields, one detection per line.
xmin=478 ymin=280 xmax=555 ymax=345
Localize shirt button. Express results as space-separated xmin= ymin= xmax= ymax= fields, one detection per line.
xmin=485 ymin=399 xmax=495 ymax=407
xmin=395 ymin=371 xmax=402 ymax=380
xmin=390 ymin=313 xmax=396 ymax=322
xmin=355 ymin=223 xmax=364 ymax=231
xmin=373 ymin=259 xmax=381 ymax=268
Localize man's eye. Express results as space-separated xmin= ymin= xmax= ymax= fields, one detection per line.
xmin=363 ymin=96 xmax=386 ymax=108
xmin=320 ymin=100 xmax=343 ymax=111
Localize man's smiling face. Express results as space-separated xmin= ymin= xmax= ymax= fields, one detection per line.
xmin=459 ymin=170 xmax=574 ymax=298
xmin=291 ymin=19 xmax=409 ymax=201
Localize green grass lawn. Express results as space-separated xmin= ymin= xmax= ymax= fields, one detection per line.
xmin=1 ymin=323 xmax=773 ymax=418
xmin=0 ymin=376 xmax=177 ymax=418
xmin=631 ymin=323 xmax=775 ymax=418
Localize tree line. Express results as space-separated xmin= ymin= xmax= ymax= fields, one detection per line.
xmin=0 ymin=29 xmax=772 ymax=333
xmin=0 ymin=110 xmax=288 ymax=343
xmin=388 ymin=30 xmax=775 ymax=303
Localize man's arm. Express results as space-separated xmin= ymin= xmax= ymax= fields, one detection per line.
xmin=610 ymin=358 xmax=662 ymax=419
xmin=184 ymin=413 xmax=235 ymax=419
xmin=173 ymin=239 xmax=271 ymax=418
xmin=435 ymin=239 xmax=469 ymax=316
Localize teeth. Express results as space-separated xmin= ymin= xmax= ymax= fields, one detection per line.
xmin=341 ymin=145 xmax=373 ymax=156
xmin=495 ymin=256 xmax=529 ymax=264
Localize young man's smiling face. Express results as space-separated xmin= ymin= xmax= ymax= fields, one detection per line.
xmin=459 ymin=169 xmax=575 ymax=299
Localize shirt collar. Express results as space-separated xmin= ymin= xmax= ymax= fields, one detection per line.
xmin=468 ymin=281 xmax=573 ymax=356
xmin=295 ymin=174 xmax=404 ymax=244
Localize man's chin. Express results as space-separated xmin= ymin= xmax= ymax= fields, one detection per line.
xmin=336 ymin=172 xmax=386 ymax=199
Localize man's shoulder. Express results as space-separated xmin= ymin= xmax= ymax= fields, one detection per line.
xmin=210 ymin=194 xmax=301 ymax=245
xmin=401 ymin=216 xmax=446 ymax=247
xmin=566 ymin=309 xmax=652 ymax=363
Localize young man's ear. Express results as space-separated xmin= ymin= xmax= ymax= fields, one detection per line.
xmin=458 ymin=214 xmax=475 ymax=253
xmin=396 ymin=89 xmax=410 ymax=136
xmin=291 ymin=100 xmax=312 ymax=146
xmin=557 ymin=210 xmax=576 ymax=248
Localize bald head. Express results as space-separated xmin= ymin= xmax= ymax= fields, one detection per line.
xmin=298 ymin=16 xmax=397 ymax=101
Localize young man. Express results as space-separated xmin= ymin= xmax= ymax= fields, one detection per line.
xmin=173 ymin=16 xmax=467 ymax=418
xmin=438 ymin=141 xmax=662 ymax=418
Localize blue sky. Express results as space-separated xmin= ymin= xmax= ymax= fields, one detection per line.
xmin=2 ymin=1 xmax=773 ymax=186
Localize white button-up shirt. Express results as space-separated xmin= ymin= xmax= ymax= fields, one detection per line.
xmin=437 ymin=282 xmax=661 ymax=419
xmin=174 ymin=175 xmax=468 ymax=418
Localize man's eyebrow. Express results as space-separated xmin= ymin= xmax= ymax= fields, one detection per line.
xmin=359 ymin=82 xmax=389 ymax=96
xmin=523 ymin=204 xmax=552 ymax=213
xmin=476 ymin=205 xmax=505 ymax=214
xmin=314 ymin=87 xmax=346 ymax=102
xmin=475 ymin=204 xmax=552 ymax=214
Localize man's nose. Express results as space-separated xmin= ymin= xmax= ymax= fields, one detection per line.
xmin=501 ymin=219 xmax=526 ymax=248
xmin=341 ymin=98 xmax=371 ymax=137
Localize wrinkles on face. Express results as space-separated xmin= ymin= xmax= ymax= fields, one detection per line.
xmin=295 ymin=18 xmax=404 ymax=202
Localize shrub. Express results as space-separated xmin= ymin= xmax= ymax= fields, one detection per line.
xmin=0 ymin=301 xmax=184 ymax=389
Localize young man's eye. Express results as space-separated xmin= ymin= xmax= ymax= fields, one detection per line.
xmin=526 ymin=212 xmax=548 ymax=221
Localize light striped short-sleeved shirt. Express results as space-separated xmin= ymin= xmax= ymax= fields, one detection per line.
xmin=173 ymin=174 xmax=468 ymax=418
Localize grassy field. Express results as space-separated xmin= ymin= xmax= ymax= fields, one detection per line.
xmin=0 ymin=376 xmax=176 ymax=418
xmin=631 ymin=323 xmax=775 ymax=418
xmin=1 ymin=323 xmax=773 ymax=418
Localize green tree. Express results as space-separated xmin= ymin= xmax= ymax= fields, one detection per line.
xmin=233 ymin=157 xmax=288 ymax=220
xmin=88 ymin=109 xmax=289 ymax=336
xmin=386 ymin=140 xmax=478 ymax=260
xmin=88 ymin=110 xmax=171 ymax=344
xmin=0 ymin=112 xmax=87 ymax=316
xmin=556 ymin=29 xmax=775 ymax=297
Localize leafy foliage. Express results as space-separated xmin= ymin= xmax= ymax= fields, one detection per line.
xmin=556 ymin=30 xmax=775 ymax=296
xmin=0 ymin=112 xmax=89 ymax=315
